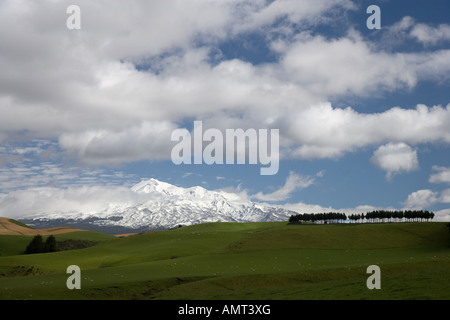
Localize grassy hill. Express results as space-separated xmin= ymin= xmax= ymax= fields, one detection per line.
xmin=0 ymin=221 xmax=449 ymax=300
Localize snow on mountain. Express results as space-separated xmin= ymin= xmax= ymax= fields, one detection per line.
xmin=26 ymin=178 xmax=298 ymax=232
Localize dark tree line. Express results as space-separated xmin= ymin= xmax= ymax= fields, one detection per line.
xmin=288 ymin=212 xmax=347 ymax=224
xmin=289 ymin=210 xmax=435 ymax=225
xmin=348 ymin=210 xmax=435 ymax=223
xmin=25 ymin=235 xmax=59 ymax=254
xmin=24 ymin=235 xmax=98 ymax=254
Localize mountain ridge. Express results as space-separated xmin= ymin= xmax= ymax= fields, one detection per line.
xmin=20 ymin=179 xmax=298 ymax=234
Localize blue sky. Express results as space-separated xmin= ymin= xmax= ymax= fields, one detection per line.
xmin=0 ymin=0 xmax=449 ymax=220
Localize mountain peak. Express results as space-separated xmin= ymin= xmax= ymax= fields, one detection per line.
xmin=28 ymin=178 xmax=298 ymax=233
xmin=131 ymin=178 xmax=182 ymax=196
xmin=131 ymin=179 xmax=215 ymax=200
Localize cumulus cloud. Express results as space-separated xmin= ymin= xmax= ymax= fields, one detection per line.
xmin=370 ymin=143 xmax=419 ymax=180
xmin=280 ymin=201 xmax=335 ymax=214
xmin=59 ymin=121 xmax=177 ymax=165
xmin=284 ymin=104 xmax=450 ymax=160
xmin=439 ymin=189 xmax=450 ymax=203
xmin=429 ymin=166 xmax=450 ymax=184
xmin=410 ymin=23 xmax=450 ymax=46
xmin=0 ymin=1 xmax=449 ymax=168
xmin=403 ymin=186 xmax=450 ymax=213
xmin=403 ymin=189 xmax=439 ymax=209
xmin=252 ymin=171 xmax=316 ymax=202
xmin=278 ymin=34 xmax=420 ymax=96
xmin=382 ymin=16 xmax=450 ymax=47
xmin=0 ymin=185 xmax=147 ymax=219
xmin=435 ymin=208 xmax=450 ymax=222
xmin=232 ymin=0 xmax=355 ymax=34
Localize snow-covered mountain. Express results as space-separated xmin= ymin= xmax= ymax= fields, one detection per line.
xmin=23 ymin=178 xmax=298 ymax=233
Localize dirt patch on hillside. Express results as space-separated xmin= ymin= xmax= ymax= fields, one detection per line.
xmin=114 ymin=233 xmax=137 ymax=238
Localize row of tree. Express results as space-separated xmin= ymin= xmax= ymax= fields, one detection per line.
xmin=289 ymin=210 xmax=436 ymax=225
xmin=25 ymin=235 xmax=59 ymax=254
xmin=288 ymin=212 xmax=347 ymax=224
xmin=24 ymin=235 xmax=99 ymax=254
xmin=348 ymin=210 xmax=435 ymax=223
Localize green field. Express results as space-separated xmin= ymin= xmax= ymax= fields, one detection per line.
xmin=0 ymin=222 xmax=449 ymax=300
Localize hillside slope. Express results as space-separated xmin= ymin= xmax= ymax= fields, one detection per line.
xmin=0 ymin=221 xmax=449 ymax=300
xmin=0 ymin=217 xmax=84 ymax=236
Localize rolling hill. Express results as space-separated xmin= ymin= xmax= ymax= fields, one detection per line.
xmin=0 ymin=220 xmax=449 ymax=300
xmin=0 ymin=217 xmax=84 ymax=236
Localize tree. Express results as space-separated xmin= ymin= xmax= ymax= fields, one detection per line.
xmin=25 ymin=235 xmax=44 ymax=254
xmin=44 ymin=235 xmax=59 ymax=253
xmin=25 ymin=235 xmax=60 ymax=254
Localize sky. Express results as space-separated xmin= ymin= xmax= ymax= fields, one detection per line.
xmin=0 ymin=0 xmax=449 ymax=221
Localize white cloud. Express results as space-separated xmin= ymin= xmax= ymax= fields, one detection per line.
xmin=278 ymin=34 xmax=420 ymax=97
xmin=403 ymin=187 xmax=450 ymax=213
xmin=403 ymin=189 xmax=439 ymax=209
xmin=0 ymin=140 xmax=137 ymax=192
xmin=280 ymin=201 xmax=335 ymax=214
xmin=0 ymin=1 xmax=449 ymax=170
xmin=429 ymin=166 xmax=450 ymax=184
xmin=382 ymin=16 xmax=450 ymax=47
xmin=1 ymin=1 xmax=449 ymax=223
xmin=280 ymin=202 xmax=388 ymax=216
xmin=0 ymin=162 xmax=136 ymax=193
xmin=232 ymin=0 xmax=355 ymax=34
xmin=439 ymin=189 xmax=450 ymax=203
xmin=283 ymin=103 xmax=450 ymax=160
xmin=59 ymin=121 xmax=177 ymax=165
xmin=252 ymin=171 xmax=315 ymax=202
xmin=370 ymin=143 xmax=419 ymax=180
xmin=0 ymin=185 xmax=147 ymax=219
xmin=410 ymin=23 xmax=450 ymax=45
xmin=435 ymin=208 xmax=450 ymax=222
xmin=392 ymin=16 xmax=416 ymax=32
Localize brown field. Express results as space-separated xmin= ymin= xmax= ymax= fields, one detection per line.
xmin=0 ymin=217 xmax=84 ymax=236
xmin=114 ymin=233 xmax=137 ymax=238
